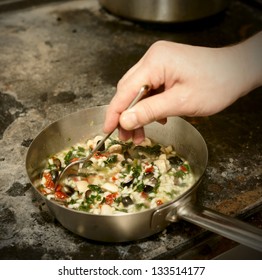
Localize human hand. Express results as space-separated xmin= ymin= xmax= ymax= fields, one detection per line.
xmin=103 ymin=32 xmax=262 ymax=143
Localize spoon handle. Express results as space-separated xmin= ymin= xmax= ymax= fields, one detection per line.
xmin=128 ymin=84 xmax=151 ymax=108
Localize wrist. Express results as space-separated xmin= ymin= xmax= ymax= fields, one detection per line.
xmin=234 ymin=31 xmax=262 ymax=95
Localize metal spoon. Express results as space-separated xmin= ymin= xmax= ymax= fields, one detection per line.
xmin=55 ymin=85 xmax=151 ymax=188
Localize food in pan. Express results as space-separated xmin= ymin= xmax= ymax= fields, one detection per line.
xmin=39 ymin=136 xmax=195 ymax=215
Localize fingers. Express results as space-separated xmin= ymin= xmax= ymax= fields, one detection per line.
xmin=118 ymin=126 xmax=145 ymax=144
xmin=118 ymin=87 xmax=186 ymax=130
xmin=103 ymin=56 xmax=162 ymax=134
xmin=118 ymin=126 xmax=133 ymax=141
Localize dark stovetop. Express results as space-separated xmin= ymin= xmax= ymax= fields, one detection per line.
xmin=0 ymin=0 xmax=261 ymax=260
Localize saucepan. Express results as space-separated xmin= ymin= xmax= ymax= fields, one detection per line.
xmin=26 ymin=105 xmax=262 ymax=250
xmin=98 ymin=0 xmax=231 ymax=23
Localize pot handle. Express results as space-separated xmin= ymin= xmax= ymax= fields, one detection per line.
xmin=167 ymin=204 xmax=262 ymax=252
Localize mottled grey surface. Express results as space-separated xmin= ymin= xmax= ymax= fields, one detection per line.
xmin=0 ymin=0 xmax=261 ymax=259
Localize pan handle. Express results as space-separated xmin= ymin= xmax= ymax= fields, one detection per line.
xmin=166 ymin=204 xmax=262 ymax=252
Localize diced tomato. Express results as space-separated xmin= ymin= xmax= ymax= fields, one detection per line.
xmin=180 ymin=165 xmax=188 ymax=173
xmin=55 ymin=191 xmax=68 ymax=199
xmin=141 ymin=192 xmax=148 ymax=199
xmin=72 ymin=177 xmax=80 ymax=182
xmin=43 ymin=172 xmax=55 ymax=189
xmin=112 ymin=176 xmax=117 ymax=182
xmin=156 ymin=199 xmax=163 ymax=206
xmin=55 ymin=185 xmax=62 ymax=192
xmin=105 ymin=193 xmax=117 ymax=205
xmin=145 ymin=166 xmax=154 ymax=173
xmin=94 ymin=152 xmax=109 ymax=159
xmin=70 ymin=157 xmax=80 ymax=162
xmin=94 ymin=152 xmax=101 ymax=159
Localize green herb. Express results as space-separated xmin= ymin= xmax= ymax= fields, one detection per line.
xmin=75 ymin=146 xmax=86 ymax=157
xmin=132 ymin=164 xmax=142 ymax=178
xmin=64 ymin=146 xmax=87 ymax=165
xmin=77 ymin=146 xmax=85 ymax=152
xmin=115 ymin=208 xmax=128 ymax=213
xmin=96 ymin=195 xmax=102 ymax=201
xmin=68 ymin=199 xmax=77 ymax=205
xmin=64 ymin=150 xmax=74 ymax=165
xmin=78 ymin=204 xmax=91 ymax=212
xmin=165 ymin=190 xmax=177 ymax=198
xmin=108 ymin=139 xmax=133 ymax=152
xmin=154 ymin=177 xmax=161 ymax=193
xmin=126 ymin=163 xmax=132 ymax=173
xmin=135 ymin=183 xmax=145 ymax=192
xmin=114 ymin=196 xmax=122 ymax=204
xmin=88 ymin=184 xmax=102 ymax=193
xmin=135 ymin=203 xmax=147 ymax=210
xmin=48 ymin=163 xmax=57 ymax=170
xmin=134 ymin=144 xmax=162 ymax=156
xmin=82 ymin=160 xmax=92 ymax=168
xmin=104 ymin=154 xmax=118 ymax=165
xmin=175 ymin=170 xmax=185 ymax=178
xmin=77 ymin=173 xmax=89 ymax=177
xmin=85 ymin=194 xmax=97 ymax=205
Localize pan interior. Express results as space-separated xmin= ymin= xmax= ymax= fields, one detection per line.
xmin=26 ymin=105 xmax=208 ymax=208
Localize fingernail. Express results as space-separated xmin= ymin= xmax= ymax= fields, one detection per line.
xmin=121 ymin=109 xmax=139 ymax=130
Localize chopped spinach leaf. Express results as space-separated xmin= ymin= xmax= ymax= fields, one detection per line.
xmin=135 ymin=203 xmax=147 ymax=210
xmin=175 ymin=170 xmax=185 ymax=178
xmin=132 ymin=164 xmax=142 ymax=178
xmin=135 ymin=183 xmax=145 ymax=192
xmin=108 ymin=139 xmax=133 ymax=152
xmin=88 ymin=184 xmax=102 ymax=193
xmin=104 ymin=154 xmax=118 ymax=165
xmin=133 ymin=144 xmax=162 ymax=156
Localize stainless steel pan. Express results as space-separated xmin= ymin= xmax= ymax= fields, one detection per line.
xmin=99 ymin=0 xmax=231 ymax=23
xmin=26 ymin=105 xmax=262 ymax=250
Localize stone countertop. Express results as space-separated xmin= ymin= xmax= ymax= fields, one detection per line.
xmin=0 ymin=0 xmax=261 ymax=260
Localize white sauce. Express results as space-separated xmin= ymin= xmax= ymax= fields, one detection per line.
xmin=39 ymin=136 xmax=195 ymax=215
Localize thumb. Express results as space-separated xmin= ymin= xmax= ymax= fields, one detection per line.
xmin=119 ymin=89 xmax=179 ymax=130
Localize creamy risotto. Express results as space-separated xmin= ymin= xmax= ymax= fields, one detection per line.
xmin=39 ymin=136 xmax=195 ymax=215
